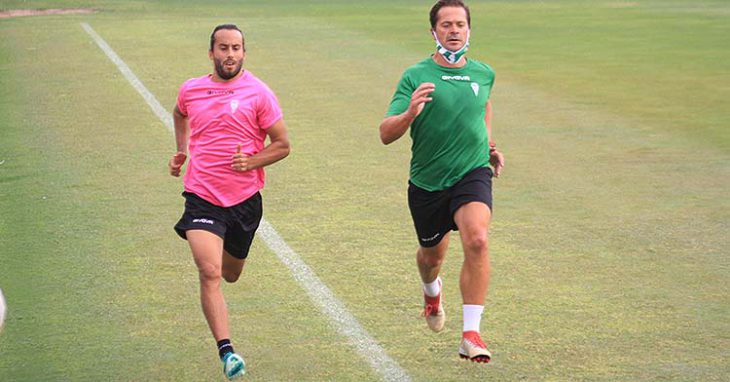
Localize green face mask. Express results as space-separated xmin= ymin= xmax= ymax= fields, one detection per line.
xmin=432 ymin=30 xmax=470 ymax=65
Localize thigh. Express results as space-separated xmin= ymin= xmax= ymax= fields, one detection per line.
xmin=223 ymin=225 xmax=256 ymax=260
xmin=174 ymin=192 xmax=228 ymax=241
xmin=408 ymin=182 xmax=454 ymax=248
xmin=419 ymin=232 xmax=451 ymax=260
xmin=223 ymin=192 xmax=263 ymax=260
xmin=222 ymin=249 xmax=246 ymax=280
xmin=453 ymin=201 xmax=491 ymax=241
xmin=187 ymin=229 xmax=225 ymax=273
xmin=449 ymin=167 xmax=493 ymax=216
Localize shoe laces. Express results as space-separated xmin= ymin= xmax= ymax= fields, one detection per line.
xmin=423 ymin=293 xmax=440 ymax=317
xmin=423 ymin=300 xmax=441 ymax=317
xmin=423 ymin=304 xmax=437 ymax=317
xmin=463 ymin=331 xmax=487 ymax=348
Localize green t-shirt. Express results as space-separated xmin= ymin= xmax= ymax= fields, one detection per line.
xmin=386 ymin=57 xmax=495 ymax=191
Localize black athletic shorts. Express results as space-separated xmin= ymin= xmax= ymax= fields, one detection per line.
xmin=174 ymin=191 xmax=263 ymax=259
xmin=408 ymin=166 xmax=493 ymax=248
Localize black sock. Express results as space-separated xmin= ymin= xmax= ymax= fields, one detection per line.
xmin=217 ymin=339 xmax=234 ymax=359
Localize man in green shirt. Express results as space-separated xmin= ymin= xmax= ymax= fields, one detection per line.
xmin=379 ymin=0 xmax=504 ymax=363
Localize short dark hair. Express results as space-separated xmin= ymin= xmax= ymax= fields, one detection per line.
xmin=429 ymin=0 xmax=471 ymax=29
xmin=209 ymin=24 xmax=245 ymax=51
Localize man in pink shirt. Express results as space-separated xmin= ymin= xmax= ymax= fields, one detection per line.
xmin=168 ymin=24 xmax=290 ymax=380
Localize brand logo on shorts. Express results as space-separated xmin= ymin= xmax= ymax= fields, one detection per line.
xmin=192 ymin=218 xmax=215 ymax=225
xmin=421 ymin=232 xmax=441 ymax=242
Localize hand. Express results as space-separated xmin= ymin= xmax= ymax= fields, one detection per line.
xmin=169 ymin=152 xmax=187 ymax=177
xmin=489 ymin=149 xmax=504 ymax=178
xmin=407 ymin=82 xmax=436 ymax=119
xmin=231 ymin=144 xmax=251 ymax=172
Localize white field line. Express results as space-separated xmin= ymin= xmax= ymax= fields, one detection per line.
xmin=80 ymin=22 xmax=411 ymax=382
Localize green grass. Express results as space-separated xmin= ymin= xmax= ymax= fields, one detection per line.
xmin=1 ymin=1 xmax=728 ymax=381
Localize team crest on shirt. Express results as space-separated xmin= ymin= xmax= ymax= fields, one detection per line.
xmin=471 ymin=82 xmax=479 ymax=96
xmin=230 ymin=100 xmax=239 ymax=113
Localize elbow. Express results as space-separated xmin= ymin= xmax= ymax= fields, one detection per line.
xmin=280 ymin=140 xmax=291 ymax=158
xmin=380 ymin=133 xmax=389 ymax=145
xmin=379 ymin=127 xmax=393 ymax=145
xmin=380 ymin=116 xmax=407 ymax=145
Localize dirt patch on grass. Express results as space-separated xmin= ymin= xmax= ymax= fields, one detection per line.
xmin=0 ymin=8 xmax=96 ymax=19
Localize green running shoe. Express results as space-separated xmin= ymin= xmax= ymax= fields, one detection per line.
xmin=222 ymin=352 xmax=246 ymax=380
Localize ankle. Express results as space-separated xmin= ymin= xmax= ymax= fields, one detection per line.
xmin=423 ymin=277 xmax=441 ymax=297
xmin=462 ymin=304 xmax=484 ymax=332
xmin=217 ymin=339 xmax=234 ymax=360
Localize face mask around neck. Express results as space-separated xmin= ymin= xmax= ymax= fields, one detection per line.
xmin=432 ymin=30 xmax=470 ymax=64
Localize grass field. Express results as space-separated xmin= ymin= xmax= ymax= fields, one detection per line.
xmin=1 ymin=0 xmax=728 ymax=381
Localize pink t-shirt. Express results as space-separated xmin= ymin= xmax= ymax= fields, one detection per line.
xmin=177 ymin=71 xmax=283 ymax=207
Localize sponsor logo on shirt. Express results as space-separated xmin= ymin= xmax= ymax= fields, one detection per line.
xmin=207 ymin=89 xmax=234 ymax=95
xmin=230 ymin=100 xmax=239 ymax=113
xmin=441 ymin=75 xmax=471 ymax=81
xmin=471 ymin=82 xmax=479 ymax=96
xmin=192 ymin=218 xmax=215 ymax=225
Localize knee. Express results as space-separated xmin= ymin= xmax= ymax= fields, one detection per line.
xmin=423 ymin=255 xmax=444 ymax=268
xmin=197 ymin=262 xmax=222 ymax=285
xmin=419 ymin=248 xmax=446 ymax=268
xmin=463 ymin=232 xmax=489 ymax=256
xmin=222 ymin=270 xmax=241 ymax=283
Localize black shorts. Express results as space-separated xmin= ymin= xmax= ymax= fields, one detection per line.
xmin=408 ymin=167 xmax=493 ymax=248
xmin=174 ymin=191 xmax=263 ymax=259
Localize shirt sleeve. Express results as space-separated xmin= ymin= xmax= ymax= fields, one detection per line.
xmin=176 ymin=80 xmax=191 ymax=117
xmin=385 ymin=72 xmax=415 ymax=117
xmin=256 ymin=85 xmax=284 ymax=130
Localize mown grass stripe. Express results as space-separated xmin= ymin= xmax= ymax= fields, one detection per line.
xmin=80 ymin=21 xmax=411 ymax=382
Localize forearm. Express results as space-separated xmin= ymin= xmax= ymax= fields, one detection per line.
xmin=173 ymin=108 xmax=190 ymax=154
xmin=380 ymin=112 xmax=415 ymax=145
xmin=247 ymin=139 xmax=290 ymax=170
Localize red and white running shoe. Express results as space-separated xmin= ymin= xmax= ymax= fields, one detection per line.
xmin=422 ymin=280 xmax=445 ymax=332
xmin=459 ymin=331 xmax=491 ymax=363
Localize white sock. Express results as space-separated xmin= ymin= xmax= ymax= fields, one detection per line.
xmin=422 ymin=277 xmax=441 ymax=297
xmin=463 ymin=304 xmax=484 ymax=332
